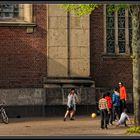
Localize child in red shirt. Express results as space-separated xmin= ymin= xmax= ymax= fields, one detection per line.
xmin=105 ymin=92 xmax=113 ymax=125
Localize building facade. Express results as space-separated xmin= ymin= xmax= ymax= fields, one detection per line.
xmin=0 ymin=4 xmax=133 ymax=117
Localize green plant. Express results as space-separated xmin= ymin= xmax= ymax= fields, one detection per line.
xmin=127 ymin=126 xmax=140 ymax=134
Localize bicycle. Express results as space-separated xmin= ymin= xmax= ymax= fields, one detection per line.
xmin=0 ymin=103 xmax=8 ymax=124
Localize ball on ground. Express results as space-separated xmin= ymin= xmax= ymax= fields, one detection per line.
xmin=91 ymin=113 xmax=96 ymax=118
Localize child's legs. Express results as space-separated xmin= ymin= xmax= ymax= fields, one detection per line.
xmin=116 ymin=106 xmax=121 ymax=119
xmin=70 ymin=110 xmax=75 ymax=118
xmin=112 ymin=107 xmax=116 ymax=121
xmin=100 ymin=110 xmax=104 ymax=128
xmin=124 ymin=118 xmax=128 ymax=127
xmin=64 ymin=110 xmax=69 ymax=118
xmin=107 ymin=111 xmax=110 ymax=124
xmin=109 ymin=108 xmax=113 ymax=123
xmin=72 ymin=105 xmax=76 ymax=117
xmin=104 ymin=110 xmax=108 ymax=128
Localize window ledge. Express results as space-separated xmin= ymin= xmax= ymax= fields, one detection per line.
xmin=101 ymin=54 xmax=132 ymax=60
xmin=0 ymin=22 xmax=36 ymax=27
xmin=0 ymin=22 xmax=36 ymax=33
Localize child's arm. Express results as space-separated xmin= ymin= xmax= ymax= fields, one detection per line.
xmin=126 ymin=114 xmax=131 ymax=124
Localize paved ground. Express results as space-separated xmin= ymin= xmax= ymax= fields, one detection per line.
xmin=0 ymin=115 xmax=139 ymax=136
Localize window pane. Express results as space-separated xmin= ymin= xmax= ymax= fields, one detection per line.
xmin=106 ymin=5 xmax=115 ymax=16
xmin=118 ymin=41 xmax=125 ymax=53
xmin=107 ymin=29 xmax=115 ymax=40
xmin=118 ymin=9 xmax=125 ymax=17
xmin=0 ymin=4 xmax=19 ymax=19
xmin=118 ymin=10 xmax=126 ymax=53
xmin=118 ymin=17 xmax=125 ymax=28
xmin=106 ymin=6 xmax=115 ymax=54
xmin=107 ymin=41 xmax=115 ymax=53
xmin=118 ymin=29 xmax=125 ymax=40
xmin=107 ymin=17 xmax=115 ymax=28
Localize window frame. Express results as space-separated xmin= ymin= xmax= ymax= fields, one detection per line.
xmin=104 ymin=4 xmax=131 ymax=56
xmin=0 ymin=4 xmax=20 ymax=20
xmin=0 ymin=4 xmax=34 ymax=26
xmin=0 ymin=4 xmax=36 ymax=33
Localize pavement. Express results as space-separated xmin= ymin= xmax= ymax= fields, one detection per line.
xmin=0 ymin=115 xmax=139 ymax=136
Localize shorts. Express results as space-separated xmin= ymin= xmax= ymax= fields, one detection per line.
xmin=67 ymin=106 xmax=73 ymax=111
xmin=73 ymin=104 xmax=76 ymax=111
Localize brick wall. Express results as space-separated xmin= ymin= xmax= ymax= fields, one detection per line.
xmin=0 ymin=5 xmax=47 ymax=88
xmin=90 ymin=6 xmax=133 ymax=89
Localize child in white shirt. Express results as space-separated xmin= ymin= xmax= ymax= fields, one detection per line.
xmin=116 ymin=109 xmax=130 ymax=127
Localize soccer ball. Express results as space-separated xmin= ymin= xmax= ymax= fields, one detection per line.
xmin=91 ymin=113 xmax=96 ymax=118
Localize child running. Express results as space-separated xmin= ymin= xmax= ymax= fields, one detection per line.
xmin=63 ymin=88 xmax=75 ymax=121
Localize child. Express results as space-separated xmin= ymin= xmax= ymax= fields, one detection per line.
xmin=63 ymin=89 xmax=75 ymax=121
xmin=98 ymin=93 xmax=110 ymax=129
xmin=105 ymin=92 xmax=113 ymax=125
xmin=119 ymin=82 xmax=127 ymax=113
xmin=116 ymin=109 xmax=131 ymax=127
xmin=112 ymin=87 xmax=120 ymax=121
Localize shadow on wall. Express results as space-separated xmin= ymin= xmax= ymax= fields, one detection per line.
xmin=0 ymin=27 xmax=83 ymax=87
xmin=0 ymin=26 xmax=88 ymax=116
xmin=0 ymin=26 xmax=46 ymax=88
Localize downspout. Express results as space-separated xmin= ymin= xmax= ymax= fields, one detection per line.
xmin=46 ymin=4 xmax=49 ymax=77
xmin=67 ymin=11 xmax=70 ymax=77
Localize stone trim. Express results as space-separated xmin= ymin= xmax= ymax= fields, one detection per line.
xmin=101 ymin=54 xmax=132 ymax=60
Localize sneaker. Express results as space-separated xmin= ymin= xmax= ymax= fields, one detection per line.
xmin=125 ymin=124 xmax=129 ymax=127
xmin=70 ymin=118 xmax=74 ymax=120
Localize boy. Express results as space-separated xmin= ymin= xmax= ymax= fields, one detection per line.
xmin=72 ymin=90 xmax=80 ymax=120
xmin=63 ymin=88 xmax=75 ymax=121
xmin=112 ymin=87 xmax=120 ymax=121
xmin=98 ymin=93 xmax=110 ymax=129
xmin=119 ymin=82 xmax=127 ymax=113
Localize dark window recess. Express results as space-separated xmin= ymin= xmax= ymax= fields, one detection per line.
xmin=106 ymin=8 xmax=115 ymax=54
xmin=0 ymin=4 xmax=19 ymax=19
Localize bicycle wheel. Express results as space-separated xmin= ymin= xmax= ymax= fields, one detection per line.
xmin=1 ymin=109 xmax=8 ymax=124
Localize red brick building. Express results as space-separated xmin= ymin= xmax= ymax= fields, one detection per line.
xmin=90 ymin=6 xmax=132 ymax=88
xmin=0 ymin=4 xmax=133 ymax=117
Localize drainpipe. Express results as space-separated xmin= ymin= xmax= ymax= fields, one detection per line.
xmin=46 ymin=4 xmax=49 ymax=77
xmin=67 ymin=11 xmax=70 ymax=78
